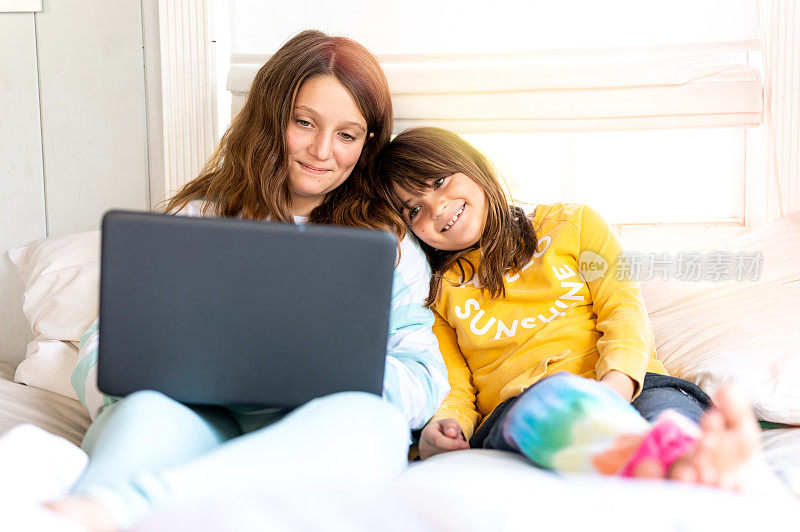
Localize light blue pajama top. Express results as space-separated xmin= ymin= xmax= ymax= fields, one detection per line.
xmin=71 ymin=200 xmax=449 ymax=430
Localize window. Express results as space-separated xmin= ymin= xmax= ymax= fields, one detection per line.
xmin=465 ymin=128 xmax=746 ymax=225
xmin=222 ymin=0 xmax=764 ymax=250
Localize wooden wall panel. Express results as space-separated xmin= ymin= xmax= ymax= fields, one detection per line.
xmin=1 ymin=1 xmax=151 ymax=364
xmin=0 ymin=13 xmax=46 ymax=364
xmin=36 ymin=0 xmax=149 ymax=237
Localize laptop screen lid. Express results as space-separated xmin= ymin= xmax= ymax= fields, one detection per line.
xmin=97 ymin=210 xmax=396 ymax=407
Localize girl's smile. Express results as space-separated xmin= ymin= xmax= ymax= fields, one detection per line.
xmin=394 ymin=172 xmax=488 ymax=251
xmin=441 ymin=203 xmax=465 ymax=232
xmin=286 ymin=75 xmax=368 ymax=217
xmin=296 ymin=161 xmax=332 ymax=175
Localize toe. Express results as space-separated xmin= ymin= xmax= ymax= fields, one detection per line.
xmin=698 ymin=462 xmax=721 ymax=487
xmin=632 ymin=458 xmax=665 ymax=479
xmin=668 ymin=459 xmax=698 ymax=484
xmin=714 ymin=386 xmax=754 ymax=429
xmin=700 ymin=408 xmax=725 ymax=434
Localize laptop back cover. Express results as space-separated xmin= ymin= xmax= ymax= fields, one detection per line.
xmin=98 ymin=210 xmax=395 ymax=407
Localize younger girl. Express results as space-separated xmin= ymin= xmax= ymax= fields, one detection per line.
xmin=377 ymin=127 xmax=767 ymax=487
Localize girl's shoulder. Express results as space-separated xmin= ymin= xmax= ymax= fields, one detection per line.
xmin=172 ymin=199 xmax=216 ymax=218
xmin=528 ymin=202 xmax=584 ymax=226
xmin=528 ymin=202 xmax=601 ymax=238
xmin=394 ymin=233 xmax=435 ymax=307
xmin=396 ymin=233 xmax=431 ymax=278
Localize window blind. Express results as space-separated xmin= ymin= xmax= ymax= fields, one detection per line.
xmin=227 ymin=40 xmax=762 ymax=133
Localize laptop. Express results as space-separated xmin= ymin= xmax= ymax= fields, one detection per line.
xmin=97 ymin=210 xmax=396 ymax=407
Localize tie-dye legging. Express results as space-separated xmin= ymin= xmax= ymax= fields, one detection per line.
xmin=478 ymin=372 xmax=710 ymax=477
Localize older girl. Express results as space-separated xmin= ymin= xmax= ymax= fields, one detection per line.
xmin=44 ymin=32 xmax=448 ymax=531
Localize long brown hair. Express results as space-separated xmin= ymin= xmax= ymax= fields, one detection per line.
xmin=376 ymin=127 xmax=538 ymax=305
xmin=162 ymin=30 xmax=403 ymax=235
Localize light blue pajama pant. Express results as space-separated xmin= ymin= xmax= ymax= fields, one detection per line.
xmin=69 ymin=390 xmax=410 ymax=529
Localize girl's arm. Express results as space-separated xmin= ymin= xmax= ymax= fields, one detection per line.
xmin=71 ymin=202 xmax=210 ymax=419
xmin=428 ymin=311 xmax=481 ymax=440
xmin=71 ymin=318 xmax=120 ymax=419
xmin=381 ymin=235 xmax=451 ymax=430
xmin=579 ymin=205 xmax=654 ymax=400
xmin=600 ymin=369 xmax=636 ymax=402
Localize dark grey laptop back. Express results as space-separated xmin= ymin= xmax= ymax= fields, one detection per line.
xmin=98 ymin=210 xmax=396 ymax=407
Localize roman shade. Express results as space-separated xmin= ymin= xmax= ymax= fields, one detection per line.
xmin=227 ymin=40 xmax=762 ymax=133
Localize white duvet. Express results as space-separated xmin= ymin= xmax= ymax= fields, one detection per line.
xmin=1 ymin=365 xmax=799 ymax=532
xmin=132 ymin=451 xmax=799 ymax=532
xmin=0 ymin=425 xmax=796 ymax=532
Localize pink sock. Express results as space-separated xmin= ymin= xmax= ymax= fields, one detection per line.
xmin=620 ymin=410 xmax=701 ymax=478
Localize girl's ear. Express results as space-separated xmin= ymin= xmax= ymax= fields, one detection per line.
xmin=369 ymin=132 xmax=375 ymax=138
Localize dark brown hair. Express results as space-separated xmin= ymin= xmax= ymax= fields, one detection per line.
xmin=376 ymin=127 xmax=538 ymax=305
xmin=162 ymin=30 xmax=403 ymax=235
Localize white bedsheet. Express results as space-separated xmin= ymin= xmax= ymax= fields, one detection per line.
xmin=0 ymin=361 xmax=799 ymax=531
xmin=133 ymin=451 xmax=799 ymax=532
xmin=1 ymin=360 xmax=799 ymax=492
xmin=0 ymin=362 xmax=90 ymax=447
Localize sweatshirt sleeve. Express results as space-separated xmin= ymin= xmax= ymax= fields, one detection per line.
xmin=429 ymin=310 xmax=481 ymax=440
xmin=578 ymin=204 xmax=653 ymax=397
xmin=71 ymin=200 xmax=208 ymax=419
xmin=381 ymin=235 xmax=450 ymax=430
xmin=71 ymin=318 xmax=120 ymax=420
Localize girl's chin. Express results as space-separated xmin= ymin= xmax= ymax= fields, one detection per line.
xmin=450 ymin=225 xmax=482 ymax=247
xmin=438 ymin=234 xmax=481 ymax=251
xmin=289 ymin=178 xmax=345 ymax=200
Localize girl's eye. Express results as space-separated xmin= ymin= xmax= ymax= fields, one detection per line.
xmin=433 ymin=177 xmax=445 ymax=189
xmin=296 ymin=119 xmax=312 ymax=128
xmin=339 ymin=132 xmax=356 ymax=142
xmin=408 ymin=206 xmax=421 ymax=220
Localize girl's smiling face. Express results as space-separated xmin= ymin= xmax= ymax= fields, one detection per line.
xmin=394 ymin=172 xmax=489 ymax=251
xmin=286 ymin=75 xmax=368 ymax=217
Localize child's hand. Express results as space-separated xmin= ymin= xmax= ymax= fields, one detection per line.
xmin=419 ymin=418 xmax=469 ymax=459
xmin=600 ymin=370 xmax=636 ymax=403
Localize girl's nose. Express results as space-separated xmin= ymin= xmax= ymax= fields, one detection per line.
xmin=433 ymin=199 xmax=447 ymax=220
xmin=308 ymin=133 xmax=333 ymax=161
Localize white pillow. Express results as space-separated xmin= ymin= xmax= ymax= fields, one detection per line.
xmin=7 ymin=231 xmax=100 ymax=398
xmin=15 ymin=340 xmax=80 ymax=400
xmin=640 ymin=212 xmax=800 ymax=424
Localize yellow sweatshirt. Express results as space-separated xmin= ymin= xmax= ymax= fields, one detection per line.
xmin=431 ymin=203 xmax=667 ymax=439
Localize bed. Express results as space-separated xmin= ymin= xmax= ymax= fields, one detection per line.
xmin=0 ymin=369 xmax=798 ymax=531
xmin=2 ymin=213 xmax=800 ymax=530
xmin=0 ymin=362 xmax=89 ymax=447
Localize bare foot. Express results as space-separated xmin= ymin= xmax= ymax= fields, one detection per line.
xmin=667 ymin=386 xmax=770 ymax=493
xmin=630 ymin=457 xmax=668 ymax=479
xmin=44 ymin=497 xmax=117 ymax=532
